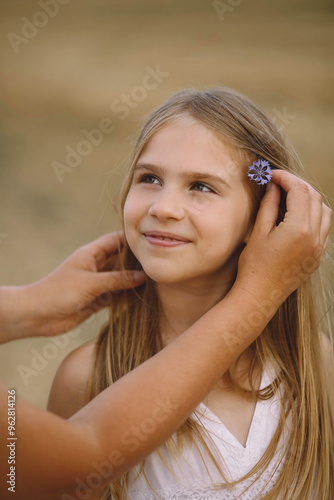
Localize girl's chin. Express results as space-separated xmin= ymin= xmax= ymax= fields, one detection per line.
xmin=142 ymin=267 xmax=213 ymax=286
xmin=144 ymin=273 xmax=186 ymax=284
xmin=142 ymin=267 xmax=194 ymax=284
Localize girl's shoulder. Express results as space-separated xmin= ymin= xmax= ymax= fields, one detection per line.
xmin=47 ymin=341 xmax=96 ymax=419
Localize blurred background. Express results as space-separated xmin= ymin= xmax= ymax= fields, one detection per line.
xmin=0 ymin=0 xmax=333 ymax=409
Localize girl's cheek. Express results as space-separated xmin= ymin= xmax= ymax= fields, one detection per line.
xmin=124 ymin=192 xmax=147 ymax=235
xmin=190 ymin=198 xmax=211 ymax=212
xmin=124 ymin=192 xmax=139 ymax=217
xmin=123 ymin=197 xmax=136 ymax=230
xmin=187 ymin=192 xmax=219 ymax=212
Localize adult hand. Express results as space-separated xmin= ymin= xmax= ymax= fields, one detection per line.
xmin=235 ymin=170 xmax=332 ymax=306
xmin=0 ymin=232 xmax=145 ymax=341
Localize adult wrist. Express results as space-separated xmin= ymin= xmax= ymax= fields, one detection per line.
xmin=225 ymin=281 xmax=282 ymax=343
xmin=232 ymin=274 xmax=286 ymax=311
xmin=0 ymin=285 xmax=39 ymax=342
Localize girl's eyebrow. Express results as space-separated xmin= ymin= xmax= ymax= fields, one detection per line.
xmin=134 ymin=162 xmax=231 ymax=189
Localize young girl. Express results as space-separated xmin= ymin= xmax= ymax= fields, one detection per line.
xmin=48 ymin=87 xmax=334 ymax=499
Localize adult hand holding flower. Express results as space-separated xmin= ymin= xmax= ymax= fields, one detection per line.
xmin=235 ymin=169 xmax=332 ymax=307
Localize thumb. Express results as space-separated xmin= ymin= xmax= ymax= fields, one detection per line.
xmin=252 ymin=182 xmax=281 ymax=236
xmin=90 ymin=270 xmax=146 ymax=296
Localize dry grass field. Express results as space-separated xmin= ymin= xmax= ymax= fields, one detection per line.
xmin=0 ymin=0 xmax=333 ymax=409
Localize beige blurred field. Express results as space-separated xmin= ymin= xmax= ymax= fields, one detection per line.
xmin=0 ymin=0 xmax=333 ymax=409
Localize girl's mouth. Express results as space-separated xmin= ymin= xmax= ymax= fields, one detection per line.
xmin=143 ymin=232 xmax=191 ymax=247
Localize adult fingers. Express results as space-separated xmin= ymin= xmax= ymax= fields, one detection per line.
xmin=89 ymin=270 xmax=146 ymax=297
xmin=270 ymin=170 xmax=315 ymax=228
xmin=272 ymin=169 xmax=332 ymax=259
xmin=81 ymin=231 xmax=124 ymax=269
xmin=308 ymin=190 xmax=323 ymax=244
xmin=271 ymin=170 xmax=329 ymax=253
xmin=319 ymin=203 xmax=333 ymax=252
xmin=251 ymin=181 xmax=281 ymax=236
xmin=270 ymin=169 xmax=307 ymax=193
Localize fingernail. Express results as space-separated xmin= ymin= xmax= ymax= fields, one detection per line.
xmin=266 ymin=182 xmax=272 ymax=191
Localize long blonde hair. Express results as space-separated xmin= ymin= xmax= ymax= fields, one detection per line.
xmin=87 ymin=88 xmax=334 ymax=499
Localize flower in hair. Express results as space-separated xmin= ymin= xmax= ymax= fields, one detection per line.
xmin=247 ymin=159 xmax=272 ymax=185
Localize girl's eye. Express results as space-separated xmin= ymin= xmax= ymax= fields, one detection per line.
xmin=191 ymin=182 xmax=214 ymax=193
xmin=138 ymin=174 xmax=160 ymax=184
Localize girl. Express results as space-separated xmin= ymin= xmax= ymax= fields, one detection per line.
xmin=48 ymin=87 xmax=334 ymax=499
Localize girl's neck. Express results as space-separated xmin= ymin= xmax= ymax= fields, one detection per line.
xmin=156 ymin=273 xmax=259 ymax=390
xmin=157 ymin=275 xmax=235 ymax=347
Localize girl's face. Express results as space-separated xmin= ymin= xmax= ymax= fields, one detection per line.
xmin=124 ymin=117 xmax=254 ymax=287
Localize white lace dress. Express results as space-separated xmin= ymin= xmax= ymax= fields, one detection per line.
xmin=127 ymin=364 xmax=292 ymax=499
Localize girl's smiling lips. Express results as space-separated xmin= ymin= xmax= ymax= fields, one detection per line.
xmin=142 ymin=231 xmax=191 ymax=247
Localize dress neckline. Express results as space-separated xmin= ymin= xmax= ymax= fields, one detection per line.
xmin=195 ymin=364 xmax=270 ymax=451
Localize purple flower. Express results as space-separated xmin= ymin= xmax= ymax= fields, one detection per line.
xmin=247 ymin=159 xmax=273 ymax=185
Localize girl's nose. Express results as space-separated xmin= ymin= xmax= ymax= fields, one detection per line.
xmin=148 ymin=190 xmax=185 ymax=221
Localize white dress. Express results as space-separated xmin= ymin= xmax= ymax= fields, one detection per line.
xmin=127 ymin=362 xmax=292 ymax=499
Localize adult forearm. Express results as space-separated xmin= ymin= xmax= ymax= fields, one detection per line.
xmin=78 ymin=285 xmax=276 ymax=472
xmin=1 ymin=285 xmax=276 ymax=500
